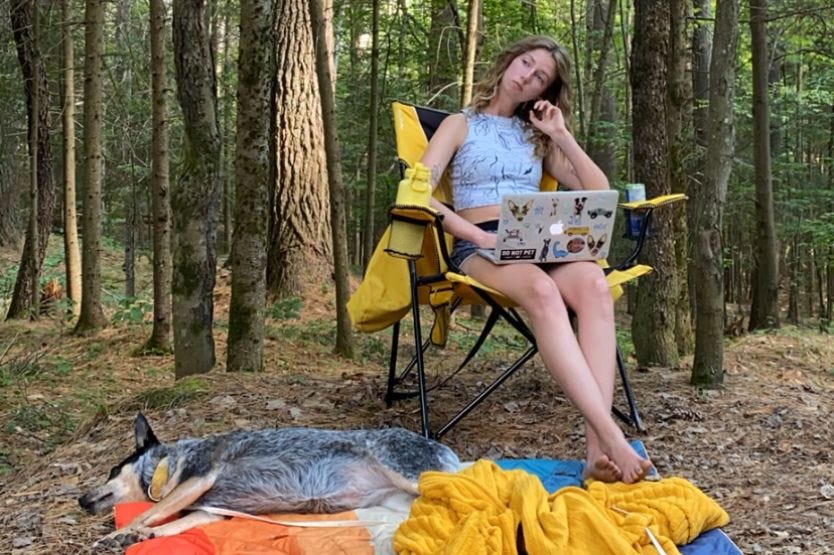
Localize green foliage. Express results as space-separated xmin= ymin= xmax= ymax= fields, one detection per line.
xmin=0 ymin=346 xmax=48 ymax=387
xmin=616 ymin=329 xmax=635 ymax=361
xmin=0 ymin=451 xmax=12 ymax=476
xmin=357 ymin=334 xmax=388 ymax=365
xmin=269 ymin=297 xmax=304 ymax=320
xmin=111 ymin=296 xmax=154 ymax=324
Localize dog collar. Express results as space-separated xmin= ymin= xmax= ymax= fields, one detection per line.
xmin=148 ymin=456 xmax=170 ymax=502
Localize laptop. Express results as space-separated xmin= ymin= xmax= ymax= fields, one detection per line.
xmin=478 ymin=190 xmax=619 ymax=264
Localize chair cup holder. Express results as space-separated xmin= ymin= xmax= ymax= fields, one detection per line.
xmin=386 ymin=220 xmax=425 ymax=259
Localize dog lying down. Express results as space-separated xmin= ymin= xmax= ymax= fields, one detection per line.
xmin=79 ymin=413 xmax=460 ymax=547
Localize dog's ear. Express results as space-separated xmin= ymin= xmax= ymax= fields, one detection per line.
xmin=134 ymin=413 xmax=160 ymax=451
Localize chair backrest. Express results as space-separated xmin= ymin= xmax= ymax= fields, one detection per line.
xmin=391 ymin=101 xmax=558 ymax=204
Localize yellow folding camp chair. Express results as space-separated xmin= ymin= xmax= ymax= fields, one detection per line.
xmin=347 ymin=101 xmax=686 ymax=439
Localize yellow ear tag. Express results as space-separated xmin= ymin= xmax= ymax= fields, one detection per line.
xmin=148 ymin=456 xmax=169 ymax=502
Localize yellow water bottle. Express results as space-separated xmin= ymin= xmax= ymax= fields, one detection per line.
xmin=395 ymin=162 xmax=431 ymax=206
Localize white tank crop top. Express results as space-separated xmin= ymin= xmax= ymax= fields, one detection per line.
xmin=448 ymin=109 xmax=542 ymax=211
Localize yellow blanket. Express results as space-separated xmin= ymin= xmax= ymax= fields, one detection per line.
xmin=394 ymin=460 xmax=729 ymax=555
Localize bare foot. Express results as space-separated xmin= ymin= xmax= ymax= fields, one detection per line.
xmin=608 ymin=441 xmax=653 ymax=484
xmin=582 ymin=455 xmax=622 ymax=483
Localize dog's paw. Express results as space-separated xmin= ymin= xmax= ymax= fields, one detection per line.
xmin=94 ymin=528 xmax=152 ymax=548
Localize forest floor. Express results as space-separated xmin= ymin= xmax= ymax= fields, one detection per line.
xmin=1 ymin=243 xmax=833 ymax=554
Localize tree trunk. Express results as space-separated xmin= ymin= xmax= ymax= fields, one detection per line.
xmin=267 ymin=0 xmax=332 ymax=297
xmin=747 ymin=0 xmax=780 ymax=331
xmin=586 ymin=0 xmax=618 ymax=176
xmin=569 ymin=0 xmax=586 ymax=138
xmin=114 ymin=0 xmax=136 ymax=299
xmin=691 ymin=0 xmax=711 ymax=147
xmin=630 ymin=0 xmax=678 ymax=366
xmin=309 ymin=0 xmax=354 ymax=357
xmin=171 ymin=0 xmax=221 ymax=377
xmin=667 ymin=0 xmax=694 ymax=355
xmin=74 ymin=0 xmax=108 ymax=332
xmin=690 ymin=0 xmax=739 ymax=386
xmin=227 ymin=0 xmax=274 ymax=372
xmin=586 ymin=0 xmax=616 ymax=149
xmin=427 ymin=0 xmax=460 ymax=110
xmin=7 ymin=0 xmax=56 ymax=321
xmin=618 ymin=0 xmax=633 ymax=181
xmin=361 ymin=0 xmax=380 ymax=272
xmin=460 ymin=0 xmax=481 ymax=106
xmin=62 ymin=0 xmax=82 ymax=314
xmin=0 ymin=126 xmax=20 ymax=247
xmin=687 ymin=0 xmax=711 ymax=325
xmin=220 ymin=0 xmax=233 ymax=254
xmin=144 ymin=0 xmax=173 ymax=353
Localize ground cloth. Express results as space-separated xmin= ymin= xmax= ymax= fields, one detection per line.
xmin=113 ymin=451 xmax=741 ymax=554
xmin=394 ymin=459 xmax=733 ymax=555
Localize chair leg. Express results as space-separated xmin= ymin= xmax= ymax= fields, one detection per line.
xmin=612 ymin=346 xmax=645 ymax=432
xmin=435 ymin=345 xmax=538 ymax=439
xmin=454 ymin=308 xmax=501 ymax=373
xmin=407 ymin=260 xmax=431 ymax=438
xmin=385 ymin=321 xmax=401 ymax=408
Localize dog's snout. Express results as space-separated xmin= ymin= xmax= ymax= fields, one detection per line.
xmin=78 ymin=491 xmax=111 ymax=514
xmin=78 ymin=494 xmax=95 ymax=513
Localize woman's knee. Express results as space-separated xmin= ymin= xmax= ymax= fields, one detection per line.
xmin=522 ymin=275 xmax=565 ymax=316
xmin=576 ymin=268 xmax=614 ymax=315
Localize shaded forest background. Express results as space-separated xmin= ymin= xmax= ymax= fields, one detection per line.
xmin=1 ymin=0 xmax=834 ymax=379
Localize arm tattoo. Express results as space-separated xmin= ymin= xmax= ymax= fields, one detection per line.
xmin=430 ymin=165 xmax=443 ymax=187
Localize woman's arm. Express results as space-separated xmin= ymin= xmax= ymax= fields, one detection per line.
xmin=531 ymin=101 xmax=609 ymax=191
xmin=420 ymin=114 xmax=497 ymax=249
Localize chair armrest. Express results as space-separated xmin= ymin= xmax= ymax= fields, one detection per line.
xmin=619 ymin=193 xmax=688 ymax=211
xmin=614 ymin=193 xmax=688 ymax=270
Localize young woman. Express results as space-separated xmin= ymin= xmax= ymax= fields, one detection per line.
xmin=420 ymin=35 xmax=652 ymax=483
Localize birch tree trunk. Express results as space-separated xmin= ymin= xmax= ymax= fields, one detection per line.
xmin=227 ymin=0 xmax=274 ymax=371
xmin=690 ymin=0 xmax=739 ymax=386
xmin=74 ymin=0 xmax=108 ymax=332
xmin=144 ymin=0 xmax=173 ymax=353
xmin=748 ymin=0 xmax=780 ymax=331
xmin=171 ymin=0 xmax=221 ymax=377
xmin=62 ymin=0 xmax=82 ymax=315
xmin=630 ymin=0 xmax=678 ymax=366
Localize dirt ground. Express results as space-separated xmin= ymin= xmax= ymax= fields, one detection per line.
xmin=1 ymin=276 xmax=833 ymax=553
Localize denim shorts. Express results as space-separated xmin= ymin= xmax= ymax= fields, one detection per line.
xmin=450 ymin=220 xmax=498 ymax=269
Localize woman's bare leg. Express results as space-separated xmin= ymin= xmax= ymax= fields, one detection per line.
xmin=461 ymin=257 xmax=651 ymax=483
xmin=548 ymin=262 xmax=629 ymax=481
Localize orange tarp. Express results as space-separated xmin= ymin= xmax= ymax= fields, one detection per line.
xmin=116 ymin=503 xmax=374 ymax=555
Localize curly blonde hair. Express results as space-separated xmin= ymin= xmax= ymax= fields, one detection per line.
xmin=469 ymin=36 xmax=572 ymax=158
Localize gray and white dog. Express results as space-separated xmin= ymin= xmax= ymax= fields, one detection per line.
xmin=79 ymin=413 xmax=459 ymax=547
